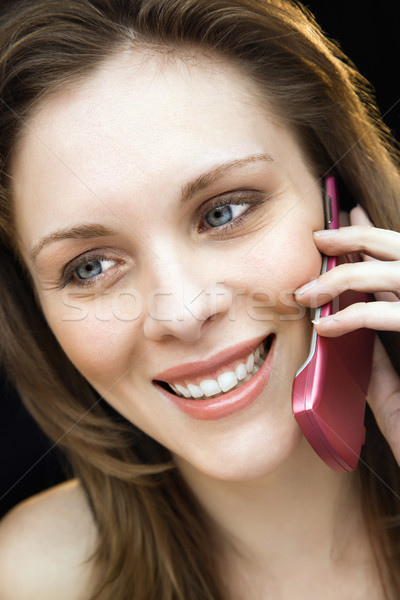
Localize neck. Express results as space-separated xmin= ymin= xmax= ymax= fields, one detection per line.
xmin=175 ymin=438 xmax=378 ymax=598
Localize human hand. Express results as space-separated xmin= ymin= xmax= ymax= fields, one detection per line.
xmin=294 ymin=206 xmax=400 ymax=465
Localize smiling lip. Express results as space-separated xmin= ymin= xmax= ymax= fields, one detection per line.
xmin=153 ymin=334 xmax=267 ymax=383
xmin=154 ymin=335 xmax=274 ymax=420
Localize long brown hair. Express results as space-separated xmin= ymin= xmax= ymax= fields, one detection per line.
xmin=1 ymin=1 xmax=400 ymax=598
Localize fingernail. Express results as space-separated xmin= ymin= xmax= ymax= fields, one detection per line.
xmin=295 ymin=279 xmax=318 ymax=296
xmin=313 ymin=229 xmax=339 ymax=237
xmin=312 ymin=314 xmax=338 ymax=325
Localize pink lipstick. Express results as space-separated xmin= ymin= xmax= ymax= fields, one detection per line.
xmin=153 ymin=335 xmax=274 ymax=420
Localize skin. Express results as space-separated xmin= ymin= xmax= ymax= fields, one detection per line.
xmin=1 ymin=47 xmax=399 ymax=598
xmin=296 ymin=210 xmax=400 ymax=464
xmin=11 ymin=49 xmax=325 ymax=482
xmin=0 ymin=480 xmax=99 ymax=599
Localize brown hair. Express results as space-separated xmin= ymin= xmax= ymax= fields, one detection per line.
xmin=1 ymin=1 xmax=400 ymax=598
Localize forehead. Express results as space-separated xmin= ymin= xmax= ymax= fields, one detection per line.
xmin=13 ymin=46 xmax=264 ymax=165
xmin=10 ymin=47 xmax=308 ymax=255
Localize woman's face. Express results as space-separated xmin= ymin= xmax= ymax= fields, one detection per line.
xmin=12 ymin=49 xmax=324 ymax=481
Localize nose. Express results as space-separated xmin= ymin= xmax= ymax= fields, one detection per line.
xmin=143 ymin=257 xmax=232 ymax=343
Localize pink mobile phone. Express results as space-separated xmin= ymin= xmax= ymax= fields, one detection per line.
xmin=292 ymin=177 xmax=375 ymax=472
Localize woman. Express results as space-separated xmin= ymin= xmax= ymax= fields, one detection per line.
xmin=0 ymin=0 xmax=399 ymax=598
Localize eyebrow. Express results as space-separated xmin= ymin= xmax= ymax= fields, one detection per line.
xmin=29 ymin=153 xmax=274 ymax=262
xmin=180 ymin=153 xmax=274 ymax=204
xmin=30 ymin=224 xmax=117 ymax=262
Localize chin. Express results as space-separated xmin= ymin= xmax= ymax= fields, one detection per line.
xmin=174 ymin=415 xmax=305 ymax=484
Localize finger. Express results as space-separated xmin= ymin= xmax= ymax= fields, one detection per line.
xmin=294 ymin=260 xmax=400 ymax=301
xmin=312 ymin=226 xmax=400 ymax=261
xmin=350 ymin=207 xmax=389 ymax=267
xmin=349 ymin=204 xmax=373 ymax=227
xmin=311 ymin=301 xmax=400 ymax=337
xmin=367 ymin=337 xmax=400 ymax=465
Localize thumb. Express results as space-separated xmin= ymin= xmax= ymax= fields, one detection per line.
xmin=368 ymin=336 xmax=400 ymax=466
xmin=349 ymin=205 xmax=373 ymax=227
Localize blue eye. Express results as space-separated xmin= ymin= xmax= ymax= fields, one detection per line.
xmin=75 ymin=258 xmax=114 ymax=280
xmin=204 ymin=203 xmax=248 ymax=228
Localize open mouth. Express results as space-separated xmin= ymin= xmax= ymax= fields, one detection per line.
xmin=155 ymin=335 xmax=274 ymax=400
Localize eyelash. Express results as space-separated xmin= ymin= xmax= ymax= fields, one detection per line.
xmin=60 ymin=192 xmax=265 ymax=288
xmin=60 ymin=251 xmax=119 ymax=289
xmin=197 ymin=192 xmax=265 ymax=233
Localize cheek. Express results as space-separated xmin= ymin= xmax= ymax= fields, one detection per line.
xmin=230 ymin=225 xmax=321 ymax=314
xmin=41 ymin=297 xmax=139 ymax=386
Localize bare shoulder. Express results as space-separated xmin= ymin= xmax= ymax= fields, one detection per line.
xmin=0 ymin=479 xmax=99 ymax=600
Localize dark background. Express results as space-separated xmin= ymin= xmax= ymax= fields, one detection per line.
xmin=306 ymin=1 xmax=400 ymax=140
xmin=1 ymin=1 xmax=400 ymax=518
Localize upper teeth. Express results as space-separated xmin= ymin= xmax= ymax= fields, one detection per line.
xmin=169 ymin=342 xmax=266 ymax=400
